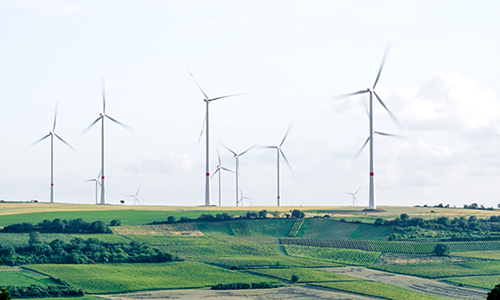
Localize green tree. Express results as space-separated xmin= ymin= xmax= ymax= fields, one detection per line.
xmin=0 ymin=288 xmax=10 ymax=300
xmin=488 ymin=283 xmax=500 ymax=299
xmin=400 ymin=213 xmax=410 ymax=223
xmin=291 ymin=209 xmax=305 ymax=218
xmin=29 ymin=231 xmax=41 ymax=244
xmin=291 ymin=274 xmax=299 ymax=283
xmin=110 ymin=219 xmax=121 ymax=226
xmin=434 ymin=243 xmax=449 ymax=256
xmin=259 ymin=210 xmax=268 ymax=219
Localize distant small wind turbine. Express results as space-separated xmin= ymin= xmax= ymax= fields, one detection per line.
xmin=212 ymin=147 xmax=234 ymax=207
xmin=126 ymin=186 xmax=141 ymax=205
xmin=221 ymin=144 xmax=255 ymax=206
xmin=262 ymin=124 xmax=293 ymax=206
xmin=344 ymin=186 xmax=361 ymax=206
xmin=81 ymin=78 xmax=133 ymax=205
xmin=188 ymin=68 xmax=243 ymax=206
xmin=84 ymin=172 xmax=101 ymax=204
xmin=32 ymin=103 xmax=76 ymax=203
xmin=337 ymin=44 xmax=404 ymax=209
xmin=238 ymin=187 xmax=253 ymax=207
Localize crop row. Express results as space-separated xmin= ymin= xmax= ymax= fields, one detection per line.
xmin=284 ymin=245 xmax=381 ymax=266
xmin=287 ymin=219 xmax=304 ymax=237
xmin=229 ymin=221 xmax=255 ymax=236
xmin=280 ymin=238 xmax=500 ymax=254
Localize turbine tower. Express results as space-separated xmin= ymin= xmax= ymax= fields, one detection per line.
xmin=188 ymin=69 xmax=243 ymax=206
xmin=212 ymin=147 xmax=234 ymax=207
xmin=85 ymin=172 xmax=101 ymax=204
xmin=262 ymin=124 xmax=293 ymax=206
xmin=238 ymin=187 xmax=253 ymax=206
xmin=81 ymin=79 xmax=133 ymax=205
xmin=126 ymin=186 xmax=141 ymax=205
xmin=340 ymin=45 xmax=404 ymax=209
xmin=32 ymin=103 xmax=76 ymax=203
xmin=221 ymin=145 xmax=254 ymax=207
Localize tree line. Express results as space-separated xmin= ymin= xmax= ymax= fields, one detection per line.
xmin=1 ymin=218 xmax=116 ymax=234
xmin=0 ymin=237 xmax=179 ymax=266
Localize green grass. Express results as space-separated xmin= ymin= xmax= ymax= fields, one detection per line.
xmin=451 ymin=250 xmax=500 ymax=260
xmin=374 ymin=260 xmax=500 ymax=278
xmin=441 ymin=275 xmax=500 ymax=289
xmin=196 ymin=221 xmax=233 ymax=236
xmin=296 ymin=219 xmax=360 ymax=239
xmin=198 ymin=255 xmax=342 ymax=269
xmin=250 ymin=267 xmax=357 ymax=282
xmin=229 ymin=220 xmax=255 ymax=236
xmin=284 ymin=245 xmax=381 ymax=266
xmin=350 ymin=223 xmax=393 ymax=240
xmin=312 ymin=281 xmax=453 ymax=300
xmin=0 ymin=268 xmax=61 ymax=286
xmin=246 ymin=219 xmax=296 ymax=237
xmin=26 ymin=262 xmax=279 ymax=294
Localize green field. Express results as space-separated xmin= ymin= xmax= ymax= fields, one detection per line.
xmin=26 ymin=262 xmax=279 ymax=294
xmin=451 ymin=250 xmax=500 ymax=260
xmin=250 ymin=267 xmax=357 ymax=282
xmin=312 ymin=281 xmax=454 ymax=300
xmin=441 ymin=275 xmax=500 ymax=289
xmin=374 ymin=260 xmax=500 ymax=278
xmin=0 ymin=268 xmax=61 ymax=286
xmin=284 ymin=244 xmax=381 ymax=266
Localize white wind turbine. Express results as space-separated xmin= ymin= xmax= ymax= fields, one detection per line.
xmin=85 ymin=172 xmax=101 ymax=204
xmin=212 ymin=147 xmax=234 ymax=207
xmin=221 ymin=144 xmax=254 ymax=207
xmin=339 ymin=45 xmax=404 ymax=210
xmin=32 ymin=103 xmax=76 ymax=203
xmin=188 ymin=69 xmax=243 ymax=206
xmin=344 ymin=186 xmax=361 ymax=206
xmin=262 ymin=125 xmax=293 ymax=206
xmin=81 ymin=79 xmax=133 ymax=205
xmin=238 ymin=187 xmax=253 ymax=207
xmin=126 ymin=186 xmax=141 ymax=205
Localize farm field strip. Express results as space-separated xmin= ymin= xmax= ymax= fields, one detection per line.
xmin=26 ymin=262 xmax=279 ymax=294
xmin=373 ymin=260 xmax=500 ymax=278
xmin=0 ymin=268 xmax=61 ymax=286
xmin=284 ymin=245 xmax=381 ymax=266
xmin=311 ymin=281 xmax=458 ymax=300
xmin=250 ymin=267 xmax=358 ymax=283
xmin=450 ymin=250 xmax=500 ymax=260
xmin=441 ymin=275 xmax=500 ymax=290
xmin=322 ymin=266 xmax=487 ymax=300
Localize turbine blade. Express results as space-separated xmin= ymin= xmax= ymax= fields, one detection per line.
xmin=54 ymin=133 xmax=77 ymax=152
xmin=221 ymin=167 xmax=235 ymax=173
xmin=373 ymin=43 xmax=391 ymax=89
xmin=197 ymin=109 xmax=207 ymax=143
xmin=216 ymin=146 xmax=221 ymax=165
xmin=279 ymin=123 xmax=293 ymax=147
xmin=187 ymin=67 xmax=209 ymax=100
xmin=32 ymin=134 xmax=51 ymax=146
xmin=80 ymin=116 xmax=102 ymax=136
xmin=260 ymin=145 xmax=277 ymax=149
xmin=211 ymin=168 xmax=220 ymax=178
xmin=84 ymin=179 xmax=96 ymax=182
xmin=106 ymin=115 xmax=134 ymax=132
xmin=354 ymin=137 xmax=370 ymax=159
xmin=101 ymin=77 xmax=106 ymax=113
xmin=53 ymin=102 xmax=58 ymax=132
xmin=374 ymin=131 xmax=407 ymax=140
xmin=239 ymin=145 xmax=256 ymax=156
xmin=136 ymin=185 xmax=141 ymax=196
xmin=280 ymin=149 xmax=294 ymax=173
xmin=355 ymin=186 xmax=362 ymax=195
xmin=333 ymin=90 xmax=369 ymax=100
xmin=210 ymin=93 xmax=245 ymax=101
xmin=374 ymin=92 xmax=404 ymax=130
xmin=220 ymin=144 xmax=237 ymax=156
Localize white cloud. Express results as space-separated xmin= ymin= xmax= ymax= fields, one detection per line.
xmin=126 ymin=153 xmax=191 ymax=175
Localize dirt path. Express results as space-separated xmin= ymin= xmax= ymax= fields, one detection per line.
xmin=97 ymin=286 xmax=375 ymax=300
xmin=322 ymin=267 xmax=487 ymax=300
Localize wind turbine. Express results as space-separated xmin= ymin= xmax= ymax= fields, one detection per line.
xmin=188 ymin=69 xmax=243 ymax=206
xmin=344 ymin=186 xmax=361 ymax=206
xmin=221 ymin=144 xmax=254 ymax=206
xmin=211 ymin=147 xmax=234 ymax=207
xmin=32 ymin=103 xmax=76 ymax=203
xmin=238 ymin=187 xmax=253 ymax=207
xmin=262 ymin=125 xmax=293 ymax=206
xmin=85 ymin=172 xmax=101 ymax=204
xmin=126 ymin=186 xmax=141 ymax=205
xmin=81 ymin=79 xmax=133 ymax=205
xmin=339 ymin=45 xmax=404 ymax=210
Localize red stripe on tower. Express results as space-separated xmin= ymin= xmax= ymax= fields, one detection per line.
xmin=370 ymin=172 xmax=374 ymax=176
xmin=206 ymin=173 xmax=210 ymax=176
xmin=102 ymin=176 xmax=105 ymax=179
xmin=51 ymin=183 xmax=54 ymax=186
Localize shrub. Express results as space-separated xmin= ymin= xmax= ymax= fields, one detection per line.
xmin=291 ymin=275 xmax=299 ymax=283
xmin=434 ymin=243 xmax=449 ymax=256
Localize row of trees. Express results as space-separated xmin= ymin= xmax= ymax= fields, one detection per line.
xmin=376 ymin=214 xmax=500 ymax=231
xmin=0 ymin=286 xmax=83 ymax=299
xmin=0 ymin=237 xmax=179 ymax=266
xmin=151 ymin=210 xmax=306 ymax=225
xmin=1 ymin=218 xmax=113 ymax=234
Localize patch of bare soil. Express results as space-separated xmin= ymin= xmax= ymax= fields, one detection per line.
xmin=97 ymin=286 xmax=374 ymax=300
xmin=112 ymin=223 xmax=202 ymax=236
xmin=322 ymin=267 xmax=487 ymax=300
xmin=375 ymin=253 xmax=467 ymax=265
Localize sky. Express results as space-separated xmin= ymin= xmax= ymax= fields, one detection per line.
xmin=1 ymin=0 xmax=500 ymax=208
